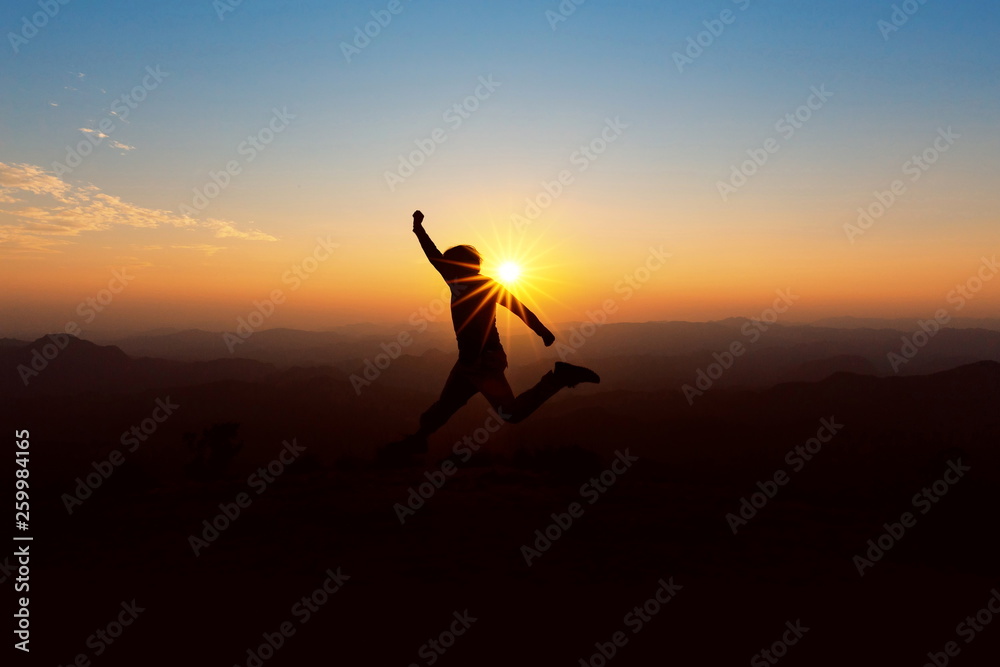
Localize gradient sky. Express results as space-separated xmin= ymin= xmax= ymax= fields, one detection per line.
xmin=1 ymin=0 xmax=998 ymax=337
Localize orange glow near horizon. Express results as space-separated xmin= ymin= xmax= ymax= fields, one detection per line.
xmin=3 ymin=206 xmax=1000 ymax=338
xmin=3 ymin=167 xmax=999 ymax=337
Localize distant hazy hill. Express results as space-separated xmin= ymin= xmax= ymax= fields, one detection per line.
xmin=0 ymin=335 xmax=276 ymax=396
xmin=809 ymin=315 xmax=1000 ymax=331
xmin=98 ymin=321 xmax=1000 ymax=375
xmin=111 ymin=325 xmax=456 ymax=367
xmin=7 ymin=322 xmax=1000 ymax=400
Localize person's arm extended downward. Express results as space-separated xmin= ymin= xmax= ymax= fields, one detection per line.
xmin=499 ymin=288 xmax=555 ymax=346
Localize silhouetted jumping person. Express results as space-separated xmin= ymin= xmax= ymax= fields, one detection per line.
xmin=380 ymin=210 xmax=600 ymax=461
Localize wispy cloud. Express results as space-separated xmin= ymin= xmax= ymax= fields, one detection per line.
xmin=0 ymin=162 xmax=276 ymax=253
xmin=0 ymin=162 xmax=74 ymax=201
xmin=78 ymin=127 xmax=135 ymax=152
xmin=203 ymin=219 xmax=277 ymax=242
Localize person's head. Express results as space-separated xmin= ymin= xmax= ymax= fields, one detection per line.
xmin=442 ymin=245 xmax=482 ymax=275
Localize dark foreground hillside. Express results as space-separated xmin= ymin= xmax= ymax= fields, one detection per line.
xmin=3 ymin=336 xmax=998 ymax=665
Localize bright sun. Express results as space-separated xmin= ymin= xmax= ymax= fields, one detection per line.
xmin=498 ymin=261 xmax=521 ymax=285
xmin=470 ymin=220 xmax=568 ymax=339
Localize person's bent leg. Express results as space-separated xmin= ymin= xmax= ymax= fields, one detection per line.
xmin=476 ymin=366 xmax=560 ymax=425
xmin=503 ymin=371 xmax=562 ymax=423
xmin=481 ymin=363 xmax=601 ymax=424
xmin=414 ymin=363 xmax=478 ymax=438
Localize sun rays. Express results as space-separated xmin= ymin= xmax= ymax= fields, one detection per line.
xmin=466 ymin=218 xmax=573 ymax=350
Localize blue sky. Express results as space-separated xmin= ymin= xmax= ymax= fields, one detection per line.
xmin=2 ymin=0 xmax=999 ymax=333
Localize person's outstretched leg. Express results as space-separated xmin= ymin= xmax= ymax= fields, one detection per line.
xmin=479 ymin=361 xmax=600 ymax=424
xmin=499 ymin=371 xmax=560 ymax=423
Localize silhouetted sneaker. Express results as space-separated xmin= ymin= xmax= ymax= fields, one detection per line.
xmin=376 ymin=435 xmax=428 ymax=467
xmin=554 ymin=361 xmax=601 ymax=388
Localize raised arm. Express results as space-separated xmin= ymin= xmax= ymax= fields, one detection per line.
xmin=498 ymin=287 xmax=555 ymax=346
xmin=411 ymin=210 xmax=440 ymax=260
xmin=411 ymin=210 xmax=453 ymax=279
